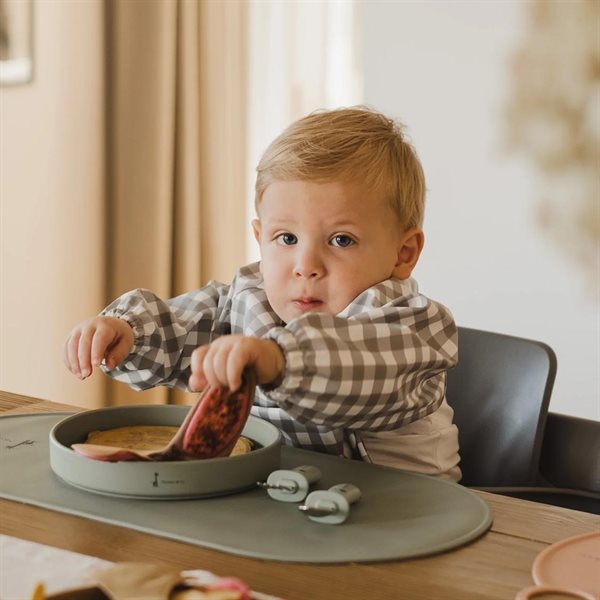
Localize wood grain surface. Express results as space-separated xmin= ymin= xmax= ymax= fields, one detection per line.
xmin=1 ymin=390 xmax=598 ymax=600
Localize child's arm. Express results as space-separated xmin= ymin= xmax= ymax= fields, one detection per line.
xmin=102 ymin=283 xmax=233 ymax=390
xmin=261 ymin=296 xmax=457 ymax=431
xmin=64 ymin=281 xmax=232 ymax=390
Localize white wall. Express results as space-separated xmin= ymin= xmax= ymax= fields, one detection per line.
xmin=0 ymin=0 xmax=106 ymax=408
xmin=363 ymin=1 xmax=599 ymax=420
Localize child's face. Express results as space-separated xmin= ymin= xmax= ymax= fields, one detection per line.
xmin=253 ymin=179 xmax=420 ymax=323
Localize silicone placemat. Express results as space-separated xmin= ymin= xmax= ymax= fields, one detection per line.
xmin=0 ymin=413 xmax=492 ymax=563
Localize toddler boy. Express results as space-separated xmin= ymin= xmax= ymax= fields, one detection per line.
xmin=64 ymin=107 xmax=461 ymax=480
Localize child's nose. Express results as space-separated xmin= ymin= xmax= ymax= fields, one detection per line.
xmin=294 ymin=248 xmax=324 ymax=279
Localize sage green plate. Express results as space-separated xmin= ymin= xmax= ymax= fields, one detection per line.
xmin=49 ymin=406 xmax=281 ymax=499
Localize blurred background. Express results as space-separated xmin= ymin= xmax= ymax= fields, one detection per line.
xmin=0 ymin=0 xmax=598 ymax=421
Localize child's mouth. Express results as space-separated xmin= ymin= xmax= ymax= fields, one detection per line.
xmin=293 ymin=298 xmax=323 ymax=311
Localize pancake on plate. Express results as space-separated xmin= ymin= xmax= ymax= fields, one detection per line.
xmin=85 ymin=426 xmax=253 ymax=456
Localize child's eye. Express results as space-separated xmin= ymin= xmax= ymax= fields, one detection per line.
xmin=276 ymin=232 xmax=298 ymax=246
xmin=330 ymin=234 xmax=355 ymax=248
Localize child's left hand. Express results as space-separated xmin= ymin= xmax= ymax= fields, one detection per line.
xmin=189 ymin=335 xmax=285 ymax=392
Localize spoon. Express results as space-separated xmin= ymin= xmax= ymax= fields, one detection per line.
xmin=71 ymin=370 xmax=257 ymax=462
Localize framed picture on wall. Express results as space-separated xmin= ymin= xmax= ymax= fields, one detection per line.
xmin=0 ymin=0 xmax=33 ymax=85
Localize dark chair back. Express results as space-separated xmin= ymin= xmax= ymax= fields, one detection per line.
xmin=541 ymin=413 xmax=600 ymax=493
xmin=446 ymin=327 xmax=557 ymax=487
xmin=501 ymin=413 xmax=600 ymax=514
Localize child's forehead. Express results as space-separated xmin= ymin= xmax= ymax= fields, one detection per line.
xmin=259 ymin=178 xmax=385 ymax=206
xmin=258 ymin=179 xmax=398 ymax=225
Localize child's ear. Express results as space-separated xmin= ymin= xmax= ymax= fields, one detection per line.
xmin=251 ymin=219 xmax=261 ymax=243
xmin=392 ymin=228 xmax=425 ymax=280
xmin=252 ymin=220 xmax=264 ymax=273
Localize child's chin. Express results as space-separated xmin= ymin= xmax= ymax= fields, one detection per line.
xmin=287 ymin=304 xmax=331 ymax=321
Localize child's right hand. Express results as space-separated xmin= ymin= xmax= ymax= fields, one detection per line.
xmin=63 ymin=316 xmax=135 ymax=379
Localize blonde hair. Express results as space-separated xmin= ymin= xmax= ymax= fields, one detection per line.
xmin=255 ymin=106 xmax=426 ymax=229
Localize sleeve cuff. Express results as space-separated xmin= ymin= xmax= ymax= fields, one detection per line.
xmin=99 ymin=309 xmax=145 ymax=354
xmin=262 ymin=327 xmax=305 ymax=399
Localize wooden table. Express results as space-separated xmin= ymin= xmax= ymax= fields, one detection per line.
xmin=1 ymin=390 xmax=598 ymax=600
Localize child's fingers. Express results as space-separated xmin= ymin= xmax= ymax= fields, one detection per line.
xmin=225 ymin=345 xmax=247 ymax=391
xmin=188 ymin=374 xmax=207 ymax=392
xmin=62 ymin=337 xmax=72 ymax=372
xmin=62 ymin=343 xmax=71 ymax=374
xmin=198 ymin=346 xmax=222 ymax=390
xmin=105 ymin=339 xmax=133 ymax=370
xmin=78 ymin=327 xmax=96 ymax=378
xmin=190 ymin=337 xmax=251 ymax=391
xmin=205 ymin=344 xmax=231 ymax=389
xmin=191 ymin=345 xmax=209 ymax=376
xmin=66 ymin=329 xmax=83 ymax=377
xmin=90 ymin=326 xmax=110 ymax=367
xmin=190 ymin=346 xmax=209 ymax=391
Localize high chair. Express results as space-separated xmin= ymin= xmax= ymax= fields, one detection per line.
xmin=447 ymin=326 xmax=599 ymax=514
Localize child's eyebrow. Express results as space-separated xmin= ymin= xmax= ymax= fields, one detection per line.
xmin=328 ymin=220 xmax=360 ymax=229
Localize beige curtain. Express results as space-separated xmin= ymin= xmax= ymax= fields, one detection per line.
xmin=104 ymin=0 xmax=247 ymax=407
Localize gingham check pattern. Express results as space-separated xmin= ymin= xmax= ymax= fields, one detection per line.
xmin=102 ymin=262 xmax=457 ymax=459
